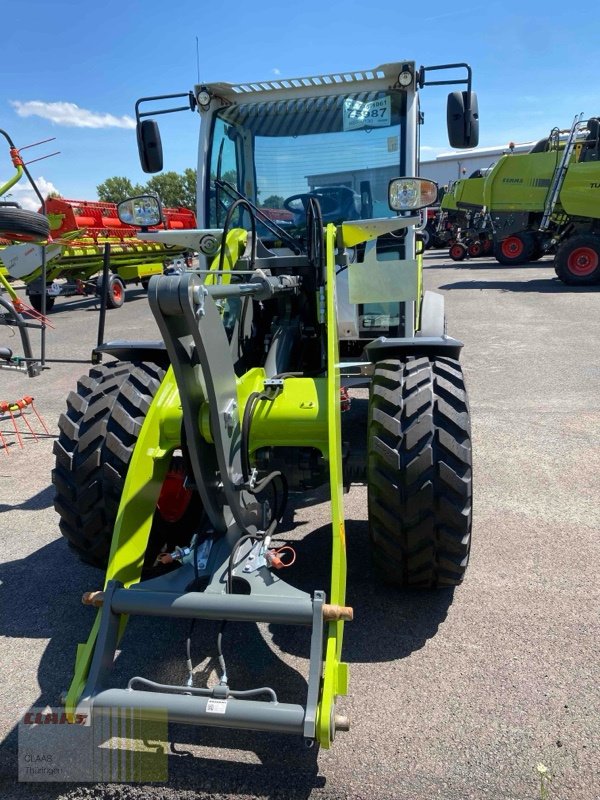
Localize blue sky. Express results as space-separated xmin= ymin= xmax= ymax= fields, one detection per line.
xmin=3 ymin=0 xmax=598 ymax=209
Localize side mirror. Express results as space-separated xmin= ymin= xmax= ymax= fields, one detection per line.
xmin=447 ymin=91 xmax=479 ymax=149
xmin=117 ymin=195 xmax=162 ymax=229
xmin=137 ymin=119 xmax=163 ymax=173
xmin=389 ymin=178 xmax=438 ymax=211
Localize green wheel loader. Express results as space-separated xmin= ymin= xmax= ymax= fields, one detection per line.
xmin=53 ymin=61 xmax=477 ymax=750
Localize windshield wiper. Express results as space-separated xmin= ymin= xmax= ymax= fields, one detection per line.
xmin=215 ymin=179 xmax=302 ymax=254
xmin=215 ymin=139 xmax=225 ymax=227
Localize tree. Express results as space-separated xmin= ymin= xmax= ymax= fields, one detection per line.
xmin=96 ymin=176 xmax=144 ymax=204
xmin=144 ymin=172 xmax=188 ymax=209
xmin=182 ymin=168 xmax=197 ymax=210
xmin=262 ymin=195 xmax=285 ymax=209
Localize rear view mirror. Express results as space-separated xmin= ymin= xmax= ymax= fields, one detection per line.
xmin=117 ymin=195 xmax=162 ymax=229
xmin=447 ymin=91 xmax=479 ymax=149
xmin=137 ymin=119 xmax=163 ymax=173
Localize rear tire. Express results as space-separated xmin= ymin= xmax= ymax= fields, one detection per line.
xmin=493 ymin=233 xmax=535 ymax=265
xmin=554 ymin=234 xmax=600 ymax=285
xmin=52 ymin=360 xmax=196 ymax=569
xmin=367 ymin=357 xmax=472 ymax=588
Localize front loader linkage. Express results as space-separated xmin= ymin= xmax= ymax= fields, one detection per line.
xmin=65 ymin=224 xmax=350 ymax=748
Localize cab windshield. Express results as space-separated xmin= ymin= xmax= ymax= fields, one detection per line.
xmin=207 ymin=90 xmax=407 ymax=239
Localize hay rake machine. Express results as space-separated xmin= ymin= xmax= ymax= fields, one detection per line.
xmin=0 ymin=128 xmax=53 ymax=376
xmin=53 ymin=60 xmax=477 ymax=749
xmin=0 ymin=129 xmax=54 ymax=452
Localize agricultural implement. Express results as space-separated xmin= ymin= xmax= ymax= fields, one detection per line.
xmin=53 ymin=61 xmax=476 ymax=750
xmin=441 ymin=115 xmax=600 ymax=282
xmin=0 ymin=196 xmax=196 ymax=312
xmin=0 ymin=128 xmax=51 ymax=376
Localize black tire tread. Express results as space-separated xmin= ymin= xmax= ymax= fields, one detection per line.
xmin=493 ymin=232 xmax=535 ymax=265
xmin=367 ymin=357 xmax=472 ymax=588
xmin=28 ymin=295 xmax=55 ymax=313
xmin=52 ymin=361 xmax=164 ymax=566
xmin=554 ymin=233 xmax=600 ymax=285
xmin=0 ymin=207 xmax=49 ymax=240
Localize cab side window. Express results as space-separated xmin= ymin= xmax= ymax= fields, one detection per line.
xmin=208 ymin=118 xmax=242 ymax=227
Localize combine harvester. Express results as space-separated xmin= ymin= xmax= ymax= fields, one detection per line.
xmin=441 ymin=115 xmax=600 ymax=284
xmin=0 ymin=197 xmax=196 ymax=311
xmin=53 ymin=59 xmax=477 ymax=754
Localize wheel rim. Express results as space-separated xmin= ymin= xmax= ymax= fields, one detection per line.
xmin=501 ymin=236 xmax=524 ymax=258
xmin=468 ymin=243 xmax=481 ymax=257
xmin=111 ymin=281 xmax=123 ymax=302
xmin=566 ymin=246 xmax=598 ymax=276
xmin=450 ymin=244 xmax=464 ymax=258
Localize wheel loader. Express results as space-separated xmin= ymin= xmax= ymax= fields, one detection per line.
xmin=53 ymin=61 xmax=476 ymax=751
xmin=440 ymin=115 xmax=600 ymax=283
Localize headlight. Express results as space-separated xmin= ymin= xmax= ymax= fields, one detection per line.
xmin=388 ymin=178 xmax=438 ymax=211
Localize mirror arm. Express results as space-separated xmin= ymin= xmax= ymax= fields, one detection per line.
xmin=418 ymin=62 xmax=473 ymax=91
xmin=135 ymin=92 xmax=197 ymax=124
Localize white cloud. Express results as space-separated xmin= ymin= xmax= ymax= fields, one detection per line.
xmin=272 ymin=68 xmax=281 ymax=76
xmin=10 ymin=100 xmax=135 ymax=130
xmin=8 ymin=176 xmax=60 ymax=212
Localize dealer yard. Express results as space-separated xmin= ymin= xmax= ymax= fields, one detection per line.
xmin=0 ymin=251 xmax=598 ymax=799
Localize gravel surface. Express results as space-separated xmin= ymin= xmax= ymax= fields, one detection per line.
xmin=0 ymin=253 xmax=598 ymax=799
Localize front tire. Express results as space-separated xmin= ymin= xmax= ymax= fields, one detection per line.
xmin=52 ymin=360 xmax=196 ymax=569
xmin=367 ymin=357 xmax=472 ymax=588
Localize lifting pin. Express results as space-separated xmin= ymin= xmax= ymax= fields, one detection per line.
xmin=322 ymin=603 xmax=353 ymax=621
xmin=82 ymin=591 xmax=105 ymax=608
xmin=334 ymin=714 xmax=351 ymax=732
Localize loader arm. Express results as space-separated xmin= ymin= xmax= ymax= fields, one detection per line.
xmin=66 ymin=223 xmax=350 ymax=748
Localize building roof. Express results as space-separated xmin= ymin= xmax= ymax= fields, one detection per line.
xmin=422 ymin=141 xmax=537 ymax=165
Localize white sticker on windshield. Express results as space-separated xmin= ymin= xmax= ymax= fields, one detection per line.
xmin=343 ymin=96 xmax=391 ymax=131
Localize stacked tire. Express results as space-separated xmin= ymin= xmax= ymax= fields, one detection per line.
xmin=0 ymin=207 xmax=49 ymax=242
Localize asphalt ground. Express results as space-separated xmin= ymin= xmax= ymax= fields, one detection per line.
xmin=0 ymin=252 xmax=598 ymax=800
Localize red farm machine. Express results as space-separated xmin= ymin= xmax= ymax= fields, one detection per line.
xmin=0 ymin=197 xmax=196 ymax=312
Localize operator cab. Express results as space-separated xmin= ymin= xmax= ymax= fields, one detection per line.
xmin=207 ymin=89 xmax=407 ymax=250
